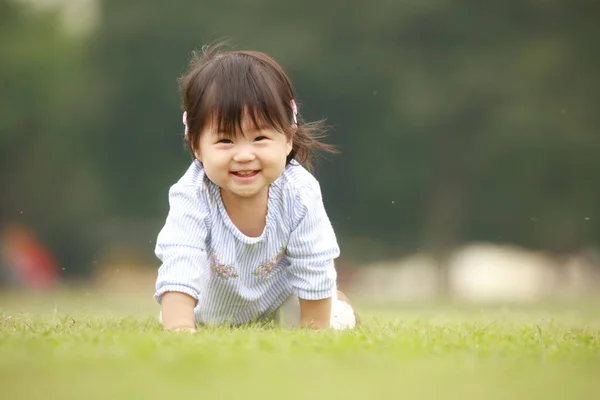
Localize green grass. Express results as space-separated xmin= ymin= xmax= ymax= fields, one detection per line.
xmin=1 ymin=291 xmax=599 ymax=400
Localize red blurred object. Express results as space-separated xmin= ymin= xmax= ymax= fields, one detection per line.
xmin=1 ymin=225 xmax=59 ymax=289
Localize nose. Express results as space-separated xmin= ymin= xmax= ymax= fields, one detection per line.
xmin=232 ymin=143 xmax=256 ymax=163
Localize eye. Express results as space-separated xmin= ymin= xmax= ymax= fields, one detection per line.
xmin=217 ymin=138 xmax=233 ymax=144
xmin=254 ymin=136 xmax=267 ymax=142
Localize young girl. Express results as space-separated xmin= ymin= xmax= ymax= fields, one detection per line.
xmin=154 ymin=43 xmax=358 ymax=331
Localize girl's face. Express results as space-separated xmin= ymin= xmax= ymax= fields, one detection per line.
xmin=195 ymin=114 xmax=294 ymax=204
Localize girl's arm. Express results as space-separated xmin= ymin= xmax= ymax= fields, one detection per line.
xmin=161 ymin=292 xmax=197 ymax=331
xmin=154 ymin=183 xmax=209 ymax=331
xmin=286 ymin=180 xmax=340 ymax=329
xmin=299 ymin=297 xmax=332 ymax=329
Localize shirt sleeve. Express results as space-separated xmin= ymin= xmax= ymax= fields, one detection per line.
xmin=153 ymin=183 xmax=209 ymax=305
xmin=285 ymin=180 xmax=340 ymax=300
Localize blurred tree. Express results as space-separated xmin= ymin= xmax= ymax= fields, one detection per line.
xmin=89 ymin=0 xmax=599 ymax=280
xmin=2 ymin=0 xmax=598 ymax=286
xmin=0 ymin=0 xmax=100 ymax=275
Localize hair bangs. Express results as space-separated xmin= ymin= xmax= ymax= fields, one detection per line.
xmin=198 ymin=56 xmax=291 ymax=139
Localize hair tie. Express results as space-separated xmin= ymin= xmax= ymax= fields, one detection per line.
xmin=182 ymin=111 xmax=189 ymax=137
xmin=290 ymin=100 xmax=298 ymax=124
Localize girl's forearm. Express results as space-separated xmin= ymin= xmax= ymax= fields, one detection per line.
xmin=161 ymin=292 xmax=197 ymax=330
xmin=299 ymin=297 xmax=332 ymax=329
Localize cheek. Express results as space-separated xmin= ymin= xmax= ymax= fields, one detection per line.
xmin=202 ymin=160 xmax=226 ymax=184
xmin=269 ymin=145 xmax=288 ymax=165
xmin=204 ymin=153 xmax=226 ymax=169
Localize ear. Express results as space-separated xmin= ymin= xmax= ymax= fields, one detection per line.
xmin=194 ymin=147 xmax=202 ymax=162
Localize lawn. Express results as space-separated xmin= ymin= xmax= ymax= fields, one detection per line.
xmin=1 ymin=291 xmax=599 ymax=400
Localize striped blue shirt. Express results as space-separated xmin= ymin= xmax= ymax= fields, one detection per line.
xmin=154 ymin=160 xmax=340 ymax=325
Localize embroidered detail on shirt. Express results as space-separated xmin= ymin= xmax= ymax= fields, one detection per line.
xmin=209 ymin=251 xmax=239 ymax=279
xmin=253 ymin=243 xmax=287 ymax=278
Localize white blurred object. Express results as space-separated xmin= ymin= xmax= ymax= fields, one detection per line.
xmin=448 ymin=243 xmax=558 ymax=302
xmin=276 ymin=292 xmax=356 ymax=330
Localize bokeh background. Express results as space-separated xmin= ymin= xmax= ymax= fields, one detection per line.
xmin=1 ymin=0 xmax=599 ymax=304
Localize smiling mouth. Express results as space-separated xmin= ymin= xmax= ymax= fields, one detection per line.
xmin=231 ymin=170 xmax=259 ymax=178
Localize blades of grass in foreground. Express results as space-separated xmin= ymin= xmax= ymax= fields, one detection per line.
xmin=1 ymin=308 xmax=599 ymax=400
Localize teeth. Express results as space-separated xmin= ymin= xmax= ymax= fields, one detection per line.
xmin=236 ymin=171 xmax=254 ymax=175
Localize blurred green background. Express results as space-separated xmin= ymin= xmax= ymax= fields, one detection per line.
xmin=1 ymin=0 xmax=599 ymax=301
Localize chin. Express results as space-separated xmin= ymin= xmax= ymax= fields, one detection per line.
xmin=224 ymin=186 xmax=266 ymax=199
